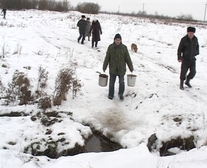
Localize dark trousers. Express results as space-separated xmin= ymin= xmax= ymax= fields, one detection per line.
xmin=108 ymin=74 xmax=125 ymax=98
xmin=92 ymin=41 xmax=98 ymax=47
xmin=3 ymin=12 xmax=6 ymax=19
xmin=78 ymin=32 xmax=85 ymax=44
xmin=180 ymin=59 xmax=196 ymax=80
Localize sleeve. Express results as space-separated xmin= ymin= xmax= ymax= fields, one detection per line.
xmin=125 ymin=47 xmax=134 ymax=72
xmin=77 ymin=20 xmax=80 ymax=27
xmin=177 ymin=38 xmax=184 ymax=60
xmin=103 ymin=46 xmax=110 ymax=71
xmin=99 ymin=23 xmax=102 ymax=34
xmin=196 ymin=38 xmax=199 ymax=55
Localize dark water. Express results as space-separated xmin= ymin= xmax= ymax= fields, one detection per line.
xmin=85 ymin=133 xmax=122 ymax=152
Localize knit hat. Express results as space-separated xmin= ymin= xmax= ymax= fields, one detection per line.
xmin=81 ymin=15 xmax=86 ymax=18
xmin=187 ymin=26 xmax=196 ymax=33
xmin=114 ymin=33 xmax=122 ymax=40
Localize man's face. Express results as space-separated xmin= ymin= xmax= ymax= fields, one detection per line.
xmin=114 ymin=38 xmax=121 ymax=45
xmin=187 ymin=32 xmax=194 ymax=39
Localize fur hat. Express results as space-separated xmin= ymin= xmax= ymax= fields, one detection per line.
xmin=114 ymin=33 xmax=122 ymax=40
xmin=187 ymin=26 xmax=196 ymax=33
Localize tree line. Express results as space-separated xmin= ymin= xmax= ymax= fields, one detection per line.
xmin=0 ymin=0 xmax=195 ymax=21
xmin=0 ymin=0 xmax=70 ymax=12
xmin=0 ymin=0 xmax=101 ymax=13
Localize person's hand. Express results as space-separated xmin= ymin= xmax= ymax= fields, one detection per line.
xmin=178 ymin=59 xmax=182 ymax=62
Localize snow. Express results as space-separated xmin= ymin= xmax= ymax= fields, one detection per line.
xmin=0 ymin=10 xmax=207 ymax=168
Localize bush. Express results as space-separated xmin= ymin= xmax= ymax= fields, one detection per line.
xmin=177 ymin=14 xmax=194 ymax=21
xmin=53 ymin=68 xmax=81 ymax=106
xmin=5 ymin=70 xmax=33 ymax=105
xmin=76 ymin=2 xmax=101 ymax=14
xmin=38 ymin=96 xmax=52 ymax=110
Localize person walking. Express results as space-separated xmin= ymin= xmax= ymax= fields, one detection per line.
xmin=177 ymin=26 xmax=199 ymax=90
xmin=2 ymin=8 xmax=6 ymax=19
xmin=103 ymin=33 xmax=134 ymax=100
xmin=89 ymin=19 xmax=102 ymax=48
xmin=77 ymin=15 xmax=87 ymax=44
xmin=85 ymin=17 xmax=91 ymax=41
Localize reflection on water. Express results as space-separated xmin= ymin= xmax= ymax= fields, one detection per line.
xmin=85 ymin=133 xmax=122 ymax=152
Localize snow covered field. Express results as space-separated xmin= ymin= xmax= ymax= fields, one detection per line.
xmin=0 ymin=10 xmax=207 ymax=167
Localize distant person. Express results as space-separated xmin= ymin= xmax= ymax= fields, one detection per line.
xmin=85 ymin=17 xmax=91 ymax=41
xmin=103 ymin=33 xmax=134 ymax=100
xmin=89 ymin=19 xmax=102 ymax=48
xmin=2 ymin=8 xmax=6 ymax=19
xmin=77 ymin=15 xmax=87 ymax=44
xmin=177 ymin=26 xmax=199 ymax=90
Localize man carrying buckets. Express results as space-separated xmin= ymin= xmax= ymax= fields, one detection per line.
xmin=103 ymin=33 xmax=134 ymax=100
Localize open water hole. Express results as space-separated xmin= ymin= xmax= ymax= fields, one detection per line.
xmin=85 ymin=132 xmax=122 ymax=152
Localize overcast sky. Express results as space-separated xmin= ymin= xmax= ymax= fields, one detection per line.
xmin=68 ymin=0 xmax=207 ymax=21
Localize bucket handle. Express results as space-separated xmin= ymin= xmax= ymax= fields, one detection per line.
xmin=96 ymin=71 xmax=101 ymax=75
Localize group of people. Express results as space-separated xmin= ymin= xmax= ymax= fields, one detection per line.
xmin=77 ymin=15 xmax=102 ymax=48
xmin=77 ymin=15 xmax=199 ymax=100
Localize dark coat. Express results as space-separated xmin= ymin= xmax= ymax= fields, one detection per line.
xmin=103 ymin=43 xmax=134 ymax=76
xmin=177 ymin=35 xmax=199 ymax=61
xmin=89 ymin=20 xmax=102 ymax=42
xmin=77 ymin=19 xmax=87 ymax=34
xmin=2 ymin=9 xmax=6 ymax=14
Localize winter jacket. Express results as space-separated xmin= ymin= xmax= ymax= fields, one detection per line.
xmin=85 ymin=21 xmax=91 ymax=36
xmin=177 ymin=35 xmax=199 ymax=61
xmin=77 ymin=19 xmax=87 ymax=34
xmin=89 ymin=21 xmax=102 ymax=42
xmin=103 ymin=42 xmax=134 ymax=76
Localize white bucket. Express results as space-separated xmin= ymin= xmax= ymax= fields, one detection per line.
xmin=127 ymin=74 xmax=137 ymax=87
xmin=99 ymin=74 xmax=108 ymax=87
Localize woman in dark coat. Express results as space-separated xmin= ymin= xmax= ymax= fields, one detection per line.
xmin=89 ymin=19 xmax=102 ymax=48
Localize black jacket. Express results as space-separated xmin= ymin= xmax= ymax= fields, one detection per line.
xmin=177 ymin=35 xmax=199 ymax=61
xmin=77 ymin=19 xmax=87 ymax=34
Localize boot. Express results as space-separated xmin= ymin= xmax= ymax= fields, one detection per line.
xmin=185 ymin=77 xmax=192 ymax=88
xmin=180 ymin=80 xmax=184 ymax=90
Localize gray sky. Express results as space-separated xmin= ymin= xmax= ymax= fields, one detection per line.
xmin=68 ymin=0 xmax=207 ymax=21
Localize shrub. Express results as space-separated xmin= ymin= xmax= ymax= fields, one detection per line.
xmin=37 ymin=66 xmax=48 ymax=89
xmin=53 ymin=68 xmax=81 ymax=106
xmin=5 ymin=70 xmax=33 ymax=105
xmin=177 ymin=14 xmax=193 ymax=21
xmin=76 ymin=2 xmax=101 ymax=14
xmin=38 ymin=96 xmax=52 ymax=110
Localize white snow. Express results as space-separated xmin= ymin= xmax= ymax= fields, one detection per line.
xmin=0 ymin=10 xmax=207 ymax=168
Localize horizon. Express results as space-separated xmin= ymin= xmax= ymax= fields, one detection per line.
xmin=68 ymin=0 xmax=207 ymax=21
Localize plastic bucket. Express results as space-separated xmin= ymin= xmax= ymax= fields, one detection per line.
xmin=127 ymin=74 xmax=137 ymax=87
xmin=99 ymin=74 xmax=108 ymax=87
